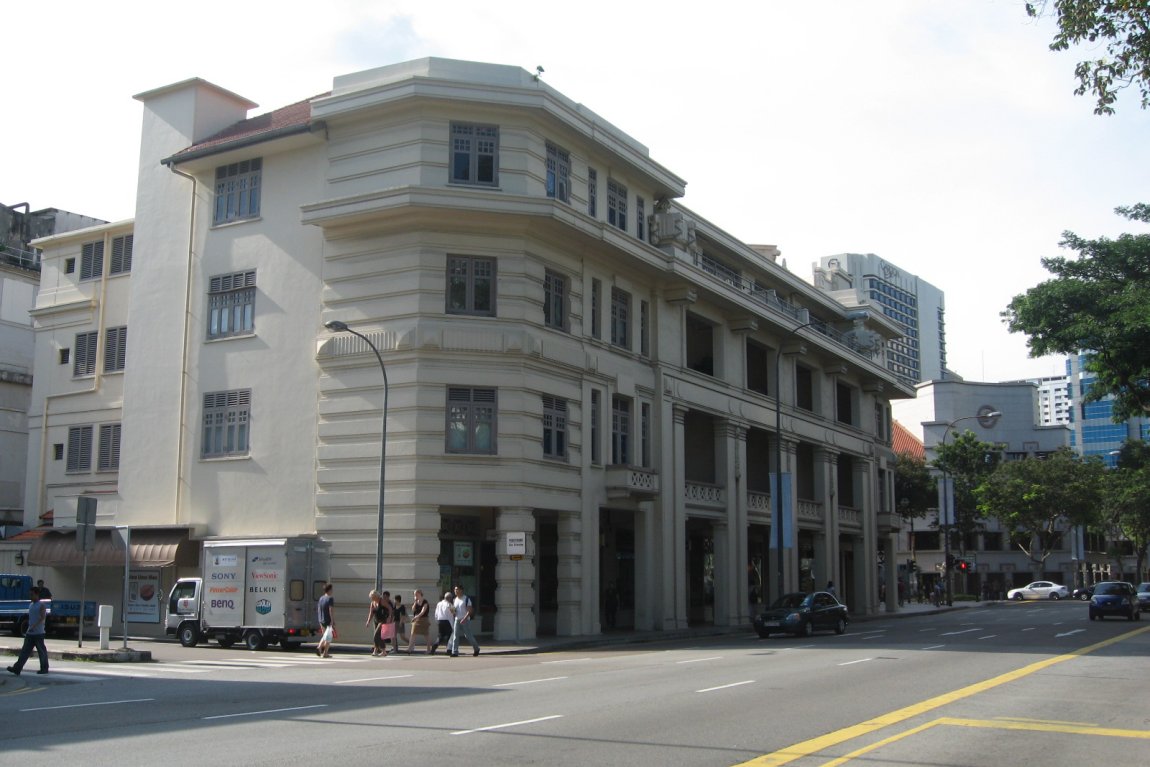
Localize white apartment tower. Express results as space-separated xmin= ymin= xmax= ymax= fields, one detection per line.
xmin=813 ymin=253 xmax=947 ymax=384
xmin=23 ymin=59 xmax=913 ymax=639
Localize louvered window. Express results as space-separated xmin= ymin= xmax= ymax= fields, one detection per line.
xmin=610 ymin=287 xmax=631 ymax=350
xmin=109 ymin=234 xmax=133 ymax=275
xmin=588 ymin=168 xmax=598 ymax=217
xmin=73 ymin=331 xmax=98 ymax=377
xmin=542 ymin=395 xmax=568 ymax=460
xmin=98 ymin=423 xmax=121 ymax=471
xmin=67 ymin=426 xmax=93 ymax=472
xmin=611 ymin=396 xmax=631 ymax=466
xmin=544 ymin=270 xmax=567 ymax=331
xmin=446 ymin=387 xmax=497 ymax=454
xmin=207 ymin=270 xmax=256 ymax=339
xmin=201 ymin=389 xmax=252 ymax=458
xmin=80 ymin=241 xmax=104 ymax=280
xmin=104 ymin=326 xmax=127 ymax=372
xmin=607 ymin=179 xmax=627 ymax=232
xmin=213 ymin=158 xmax=262 ymax=224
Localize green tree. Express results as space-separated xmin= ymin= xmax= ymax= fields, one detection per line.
xmin=1027 ymin=1 xmax=1150 ymax=115
xmin=933 ymin=431 xmax=1001 ymax=551
xmin=975 ymin=448 xmax=1106 ymax=575
xmin=894 ymin=452 xmax=935 ymax=522
xmin=1003 ymin=205 xmax=1150 ymax=422
xmin=1103 ymin=440 xmax=1150 ymax=579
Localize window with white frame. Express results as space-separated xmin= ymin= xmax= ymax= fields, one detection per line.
xmin=544 ymin=270 xmax=567 ymax=331
xmin=66 ymin=425 xmax=93 ymax=472
xmin=636 ymin=196 xmax=646 ymax=241
xmin=542 ymin=395 xmax=568 ymax=460
xmin=80 ymin=241 xmax=103 ymax=280
xmin=546 ymin=143 xmax=570 ymax=203
xmin=213 ymin=158 xmax=262 ymax=225
xmin=73 ymin=331 xmax=98 ymax=377
xmin=109 ymin=234 xmax=133 ymax=275
xmin=98 ymin=423 xmax=121 ymax=471
xmin=590 ymin=279 xmax=602 ymax=339
xmin=640 ymin=300 xmax=650 ymax=357
xmin=610 ymin=287 xmax=631 ymax=349
xmin=104 ymin=326 xmax=127 ymax=372
xmin=202 ymin=389 xmax=251 ymax=458
xmin=450 ymin=122 xmax=498 ymax=186
xmin=447 ymin=256 xmax=496 ymax=316
xmin=640 ymin=402 xmax=651 ymax=468
xmin=446 ymin=387 xmax=497 ymax=454
xmin=207 ymin=270 xmax=256 ymax=339
xmin=611 ymin=395 xmax=631 ymax=466
xmin=607 ymin=179 xmax=627 ymax=232
xmin=587 ymin=167 xmax=598 ymax=217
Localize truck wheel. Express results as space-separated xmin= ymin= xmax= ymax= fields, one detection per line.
xmin=217 ymin=636 xmax=236 ymax=649
xmin=244 ymin=631 xmax=267 ymax=651
xmin=279 ymin=640 xmax=300 ymax=651
xmin=178 ymin=624 xmax=201 ymax=648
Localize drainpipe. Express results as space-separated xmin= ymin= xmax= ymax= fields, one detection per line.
xmin=165 ymin=162 xmax=198 ymax=527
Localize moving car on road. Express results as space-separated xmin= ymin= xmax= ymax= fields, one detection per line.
xmin=1007 ymin=581 xmax=1069 ymax=601
xmin=1072 ymin=584 xmax=1095 ymax=601
xmin=1134 ymin=583 xmax=1150 ymax=611
xmin=754 ymin=591 xmax=848 ymax=638
xmin=1088 ymin=581 xmax=1140 ymax=621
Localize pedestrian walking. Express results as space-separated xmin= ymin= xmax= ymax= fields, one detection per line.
xmin=316 ymin=582 xmax=336 ymax=657
xmin=392 ymin=593 xmax=407 ymax=652
xmin=365 ymin=590 xmax=393 ymax=656
xmin=826 ymin=580 xmax=837 ymax=598
xmin=406 ymin=589 xmax=433 ymax=654
xmin=430 ymin=591 xmax=454 ymax=654
xmin=7 ymin=586 xmax=49 ymax=676
xmin=448 ymin=584 xmax=480 ymax=658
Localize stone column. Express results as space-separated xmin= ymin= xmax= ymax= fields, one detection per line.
xmin=854 ymin=458 xmax=876 ymax=615
xmin=715 ymin=420 xmax=748 ymax=626
xmin=815 ymin=447 xmax=839 ymax=593
xmin=494 ymin=507 xmax=537 ymax=641
xmin=663 ymin=404 xmax=689 ymax=629
xmin=555 ymin=511 xmax=582 ymax=636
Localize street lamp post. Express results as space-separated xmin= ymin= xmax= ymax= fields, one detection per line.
xmin=325 ymin=320 xmax=389 ymax=591
xmin=773 ymin=311 xmax=868 ymax=602
xmin=939 ymin=412 xmax=1000 ymax=607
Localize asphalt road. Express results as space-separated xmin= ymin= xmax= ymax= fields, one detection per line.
xmin=2 ymin=601 xmax=1147 ymax=766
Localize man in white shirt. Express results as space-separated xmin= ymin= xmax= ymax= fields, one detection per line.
xmin=448 ymin=585 xmax=480 ymax=657
xmin=430 ymin=591 xmax=454 ymax=654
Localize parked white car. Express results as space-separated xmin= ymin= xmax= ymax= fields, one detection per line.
xmin=1007 ymin=581 xmax=1069 ymax=600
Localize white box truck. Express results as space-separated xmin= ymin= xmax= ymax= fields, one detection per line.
xmin=165 ymin=536 xmax=330 ymax=651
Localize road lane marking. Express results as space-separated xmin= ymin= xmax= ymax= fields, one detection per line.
xmin=452 ymin=714 xmax=562 ymax=735
xmin=1021 ymin=627 xmax=1035 ymax=631
xmin=735 ymin=623 xmax=1150 ymax=767
xmin=541 ymin=658 xmax=592 ymax=664
xmin=978 ymin=635 xmax=997 ymax=640
xmin=697 ymin=680 xmax=755 ymax=693
xmin=493 ymin=676 xmax=568 ymax=687
xmin=677 ymin=656 xmax=723 ymax=664
xmin=203 ymin=704 xmax=327 ymax=720
xmin=335 ymin=674 xmax=414 ymax=684
xmin=939 ymin=629 xmax=981 ymax=636
xmin=837 ymin=659 xmax=874 ymax=667
xmin=21 ymin=698 xmax=155 ymax=712
xmin=1055 ymin=629 xmax=1085 ymax=638
xmin=922 ymin=644 xmax=945 ymax=650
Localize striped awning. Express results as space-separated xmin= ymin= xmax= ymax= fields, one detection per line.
xmin=26 ymin=528 xmax=197 ymax=568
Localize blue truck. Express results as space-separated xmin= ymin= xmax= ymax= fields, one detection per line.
xmin=0 ymin=574 xmax=98 ymax=636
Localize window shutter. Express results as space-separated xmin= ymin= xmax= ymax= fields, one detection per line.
xmin=110 ymin=234 xmax=133 ymax=274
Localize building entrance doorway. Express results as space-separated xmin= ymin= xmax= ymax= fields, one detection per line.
xmin=599 ymin=509 xmax=634 ymax=631
xmin=686 ymin=519 xmax=714 ymax=626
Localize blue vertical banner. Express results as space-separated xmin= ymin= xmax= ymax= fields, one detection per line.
xmin=768 ymin=473 xmax=793 ymax=550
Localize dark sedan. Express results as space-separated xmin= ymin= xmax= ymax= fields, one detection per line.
xmin=754 ymin=591 xmax=848 ymax=638
xmin=1088 ymin=581 xmax=1141 ymax=621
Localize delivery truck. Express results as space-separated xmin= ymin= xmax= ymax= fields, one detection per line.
xmin=0 ymin=574 xmax=98 ymax=637
xmin=165 ymin=536 xmax=330 ymax=651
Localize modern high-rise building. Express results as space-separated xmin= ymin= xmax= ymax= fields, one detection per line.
xmin=812 ymin=253 xmax=947 ymax=385
xmin=18 ymin=59 xmax=913 ymax=639
xmin=1066 ymin=355 xmax=1150 ymax=466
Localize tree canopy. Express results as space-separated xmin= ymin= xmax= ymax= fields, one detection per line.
xmin=1027 ymin=1 xmax=1150 ymax=114
xmin=1104 ymin=439 xmax=1150 ymax=579
xmin=894 ymin=452 xmax=935 ymax=522
xmin=975 ymin=448 xmax=1105 ymax=573
xmin=933 ymin=431 xmax=1001 ymax=547
xmin=1003 ymin=205 xmax=1150 ymax=421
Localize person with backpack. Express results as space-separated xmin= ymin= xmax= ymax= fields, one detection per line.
xmin=448 ymin=584 xmax=480 ymax=657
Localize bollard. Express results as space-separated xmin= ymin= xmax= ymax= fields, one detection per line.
xmin=97 ymin=604 xmax=114 ymax=650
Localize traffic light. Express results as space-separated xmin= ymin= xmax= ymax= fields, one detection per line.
xmin=957 ymin=559 xmax=969 ymax=573
xmin=908 ymin=560 xmax=918 ymax=573
xmin=946 ymin=553 xmax=955 ymax=568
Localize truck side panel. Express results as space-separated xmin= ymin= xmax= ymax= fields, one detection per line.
xmin=202 ymin=546 xmax=245 ymax=627
xmin=245 ymin=545 xmax=287 ymax=627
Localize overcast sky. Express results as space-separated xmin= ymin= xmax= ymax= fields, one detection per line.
xmin=5 ymin=0 xmax=1147 ymax=383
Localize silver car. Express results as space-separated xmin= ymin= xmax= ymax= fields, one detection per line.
xmin=1007 ymin=581 xmax=1069 ymax=600
xmin=1136 ymin=583 xmax=1150 ymax=611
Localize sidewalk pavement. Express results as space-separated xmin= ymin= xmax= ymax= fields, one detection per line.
xmin=2 ymin=599 xmax=989 ymax=691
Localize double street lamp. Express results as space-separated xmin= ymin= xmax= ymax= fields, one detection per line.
xmin=773 ymin=311 xmax=868 ymax=601
xmin=939 ymin=411 xmax=1000 ymax=607
xmin=325 ymin=320 xmax=389 ymax=591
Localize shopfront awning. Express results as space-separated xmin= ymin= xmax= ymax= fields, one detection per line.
xmin=27 ymin=528 xmax=198 ymax=568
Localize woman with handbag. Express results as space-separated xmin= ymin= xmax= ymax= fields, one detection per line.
xmin=406 ymin=589 xmax=433 ymax=654
xmin=365 ymin=590 xmax=393 ymax=656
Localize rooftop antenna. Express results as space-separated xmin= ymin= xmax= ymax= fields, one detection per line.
xmin=533 ymin=65 xmax=545 ymax=82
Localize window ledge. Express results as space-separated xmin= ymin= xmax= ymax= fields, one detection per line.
xmin=210 ymin=216 xmax=263 ymax=230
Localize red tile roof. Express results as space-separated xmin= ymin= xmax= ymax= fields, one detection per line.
xmin=172 ymin=93 xmax=328 ymax=159
xmin=892 ymin=421 xmax=925 ymax=459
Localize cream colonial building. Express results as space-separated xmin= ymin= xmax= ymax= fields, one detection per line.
xmin=22 ymin=59 xmax=913 ymax=639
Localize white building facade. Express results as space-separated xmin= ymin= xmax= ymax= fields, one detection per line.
xmin=22 ymin=59 xmax=913 ymax=639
